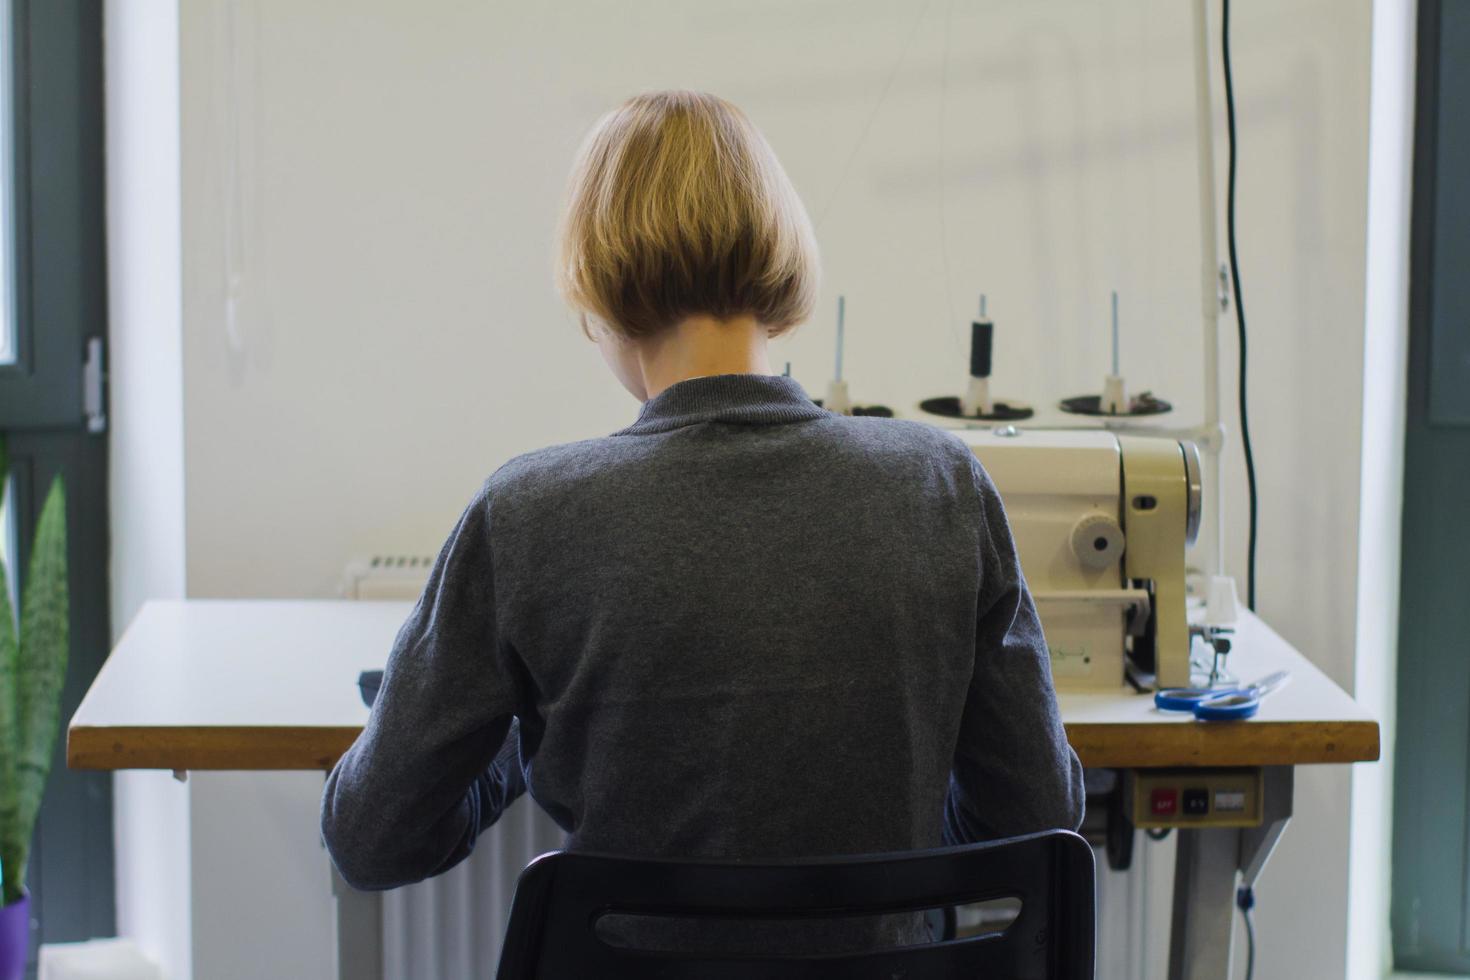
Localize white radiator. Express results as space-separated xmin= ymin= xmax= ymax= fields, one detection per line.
xmin=342 ymin=557 xmax=566 ymax=979
xmin=343 ymin=557 xmax=1172 ymax=978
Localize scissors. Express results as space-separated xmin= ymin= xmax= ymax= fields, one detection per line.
xmin=1154 ymin=670 xmax=1291 ymax=721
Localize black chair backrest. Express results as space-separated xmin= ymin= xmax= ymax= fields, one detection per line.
xmin=495 ymin=829 xmax=1095 ymax=979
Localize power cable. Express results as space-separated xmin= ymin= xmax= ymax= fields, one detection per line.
xmin=1222 ymin=0 xmax=1259 ymax=610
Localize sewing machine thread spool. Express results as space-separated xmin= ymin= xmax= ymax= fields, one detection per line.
xmin=809 ymin=296 xmax=894 ymax=417
xmin=825 ymin=380 xmax=852 ymax=414
xmin=922 ymin=294 xmax=1033 ymax=422
xmin=835 ymin=295 xmax=845 ymax=382
xmin=1102 ymin=291 xmax=1127 ymax=413
xmin=825 ymin=294 xmax=852 ymax=414
xmin=1111 ymin=290 xmax=1120 ymax=376
xmin=960 ymin=317 xmax=995 ymax=417
xmin=1059 ymin=290 xmax=1173 ymax=418
xmin=970 ymin=319 xmax=994 ymax=378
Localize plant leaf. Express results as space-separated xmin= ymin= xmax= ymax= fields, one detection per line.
xmin=10 ymin=476 xmax=68 ymax=901
xmin=0 ymin=556 xmax=16 ymax=905
xmin=0 ymin=438 xmax=18 ymax=905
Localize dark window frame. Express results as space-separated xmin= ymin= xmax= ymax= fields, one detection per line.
xmin=0 ymin=0 xmax=104 ymax=427
xmin=0 ymin=2 xmax=113 ymax=974
xmin=1390 ymin=0 xmax=1470 ymax=971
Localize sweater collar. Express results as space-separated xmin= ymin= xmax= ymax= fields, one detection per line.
xmin=614 ymin=373 xmax=828 ymax=436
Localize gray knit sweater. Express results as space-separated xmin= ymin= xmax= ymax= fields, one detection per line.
xmin=322 ymin=373 xmax=1084 ymax=896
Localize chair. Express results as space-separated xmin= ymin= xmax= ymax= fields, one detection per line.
xmin=494 ymin=829 xmax=1095 ymax=979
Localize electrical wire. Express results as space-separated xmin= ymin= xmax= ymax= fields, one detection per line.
xmin=1237 ymin=886 xmax=1257 ymax=980
xmin=1244 ymin=908 xmax=1256 ymax=980
xmin=938 ymin=0 xmax=963 ymax=352
xmin=814 ymin=0 xmax=934 ymax=230
xmin=1222 ymin=0 xmax=1259 ymax=611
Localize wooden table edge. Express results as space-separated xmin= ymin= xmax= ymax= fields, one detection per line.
xmin=69 ymin=720 xmax=1381 ymax=773
xmin=67 ymin=724 xmax=362 ymax=772
xmin=1065 ymin=719 xmax=1381 ymax=768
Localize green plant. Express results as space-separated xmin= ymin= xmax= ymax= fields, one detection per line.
xmin=0 ymin=439 xmax=69 ymax=908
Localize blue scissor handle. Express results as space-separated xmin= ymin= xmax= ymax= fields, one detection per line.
xmin=1156 ymin=670 xmax=1288 ymax=720
xmin=1193 ymin=692 xmax=1261 ymax=721
xmin=1155 ymin=686 xmax=1244 ymax=712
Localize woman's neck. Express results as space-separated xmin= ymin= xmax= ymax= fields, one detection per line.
xmin=637 ymin=314 xmax=773 ymax=399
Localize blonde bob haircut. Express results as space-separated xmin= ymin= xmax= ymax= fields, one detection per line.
xmin=556 ymin=91 xmax=820 ymax=341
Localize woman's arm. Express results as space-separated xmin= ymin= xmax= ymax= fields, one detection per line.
xmin=943 ymin=461 xmax=1086 ymax=845
xmin=321 ymin=486 xmax=529 ymax=890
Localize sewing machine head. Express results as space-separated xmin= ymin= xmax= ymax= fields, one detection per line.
xmin=959 ymin=428 xmax=1202 ymax=691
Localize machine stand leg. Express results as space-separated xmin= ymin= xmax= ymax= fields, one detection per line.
xmin=1165 ymin=767 xmax=1294 ymax=980
xmin=1168 ymin=827 xmax=1240 ymax=980
xmin=1240 ymin=766 xmax=1294 ymax=888
xmin=331 ymin=863 xmax=384 ymax=980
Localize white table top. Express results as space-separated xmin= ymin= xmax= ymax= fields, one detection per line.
xmin=1057 ymin=609 xmax=1377 ymax=766
xmin=69 ymin=600 xmax=404 ymax=769
xmin=67 ymin=599 xmax=1377 ymax=771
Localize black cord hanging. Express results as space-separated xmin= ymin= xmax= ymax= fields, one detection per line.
xmin=1222 ymin=0 xmax=1259 ymax=611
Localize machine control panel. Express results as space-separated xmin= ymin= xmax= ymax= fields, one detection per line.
xmin=1126 ymin=768 xmax=1264 ymax=829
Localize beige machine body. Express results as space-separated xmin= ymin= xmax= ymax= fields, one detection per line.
xmin=957 ymin=428 xmax=1201 ymax=690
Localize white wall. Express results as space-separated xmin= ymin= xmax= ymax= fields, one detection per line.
xmin=103 ymin=0 xmax=185 ymax=660
xmin=1349 ymin=0 xmax=1416 ymax=976
xmin=1205 ymin=5 xmax=1373 ymax=973
xmin=103 ymin=2 xmax=192 ymax=978
xmin=109 ymin=0 xmax=1387 ymax=975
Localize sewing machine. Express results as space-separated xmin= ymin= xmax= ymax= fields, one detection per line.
xmin=959 ymin=428 xmax=1202 ymax=691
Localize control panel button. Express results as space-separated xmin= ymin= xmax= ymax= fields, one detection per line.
xmin=1214 ymin=790 xmax=1247 ymax=813
xmin=1150 ymin=788 xmax=1179 ymax=816
xmin=1183 ymin=788 xmax=1210 ymax=815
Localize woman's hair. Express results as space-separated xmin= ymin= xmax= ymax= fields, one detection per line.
xmin=556 ymin=90 xmax=819 ymax=340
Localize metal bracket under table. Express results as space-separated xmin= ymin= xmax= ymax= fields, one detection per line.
xmin=1168 ymin=766 xmax=1293 ymax=980
xmin=331 ymin=862 xmax=385 ymax=980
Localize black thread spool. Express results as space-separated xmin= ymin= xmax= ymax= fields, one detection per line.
xmin=920 ymin=308 xmax=1033 ymax=421
xmin=971 ymin=319 xmax=994 ymax=380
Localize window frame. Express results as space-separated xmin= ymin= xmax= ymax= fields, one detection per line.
xmin=0 ymin=2 xmax=112 ymax=972
xmin=0 ymin=0 xmax=104 ymax=427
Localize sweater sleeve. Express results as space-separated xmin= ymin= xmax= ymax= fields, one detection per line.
xmin=321 ymin=486 xmax=529 ymax=891
xmin=943 ymin=458 xmax=1086 ymax=845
